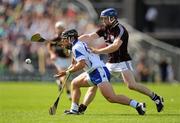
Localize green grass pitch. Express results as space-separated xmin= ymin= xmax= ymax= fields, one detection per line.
xmin=0 ymin=82 xmax=180 ymax=123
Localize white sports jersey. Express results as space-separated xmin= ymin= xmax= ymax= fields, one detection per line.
xmin=72 ymin=40 xmax=105 ymax=71
xmin=72 ymin=39 xmax=110 ymax=86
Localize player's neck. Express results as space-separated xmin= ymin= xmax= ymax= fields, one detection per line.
xmin=72 ymin=39 xmax=78 ymax=45
xmin=106 ymin=20 xmax=119 ymax=29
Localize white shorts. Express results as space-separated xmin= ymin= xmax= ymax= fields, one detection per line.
xmin=106 ymin=60 xmax=134 ymax=72
xmin=54 ymin=57 xmax=71 ymax=70
xmin=86 ymin=66 xmax=110 ymax=86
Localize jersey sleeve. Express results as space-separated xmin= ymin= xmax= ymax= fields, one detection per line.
xmin=115 ymin=25 xmax=125 ymax=40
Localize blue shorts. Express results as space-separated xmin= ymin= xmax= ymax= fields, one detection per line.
xmin=86 ymin=67 xmax=111 ymax=86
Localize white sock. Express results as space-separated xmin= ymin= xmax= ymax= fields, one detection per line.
xmin=70 ymin=102 xmax=79 ymax=112
xmin=130 ymin=100 xmax=138 ymax=108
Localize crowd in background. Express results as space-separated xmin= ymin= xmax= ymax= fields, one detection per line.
xmin=135 ymin=54 xmax=174 ymax=83
xmin=0 ymin=0 xmax=98 ymax=74
xmin=0 ymin=0 xmax=174 ymax=82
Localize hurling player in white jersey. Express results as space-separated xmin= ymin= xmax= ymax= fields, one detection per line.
xmin=55 ymin=29 xmax=146 ymax=115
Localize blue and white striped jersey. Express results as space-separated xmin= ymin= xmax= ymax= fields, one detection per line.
xmin=72 ymin=40 xmax=105 ymax=71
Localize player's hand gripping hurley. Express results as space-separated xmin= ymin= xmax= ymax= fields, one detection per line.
xmin=49 ymin=73 xmax=71 ymax=115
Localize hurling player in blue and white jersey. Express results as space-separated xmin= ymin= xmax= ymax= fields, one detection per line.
xmin=55 ymin=29 xmax=146 ymax=115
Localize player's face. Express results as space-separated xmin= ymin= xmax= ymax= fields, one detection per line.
xmin=100 ymin=16 xmax=111 ymax=26
xmin=61 ymin=38 xmax=69 ymax=48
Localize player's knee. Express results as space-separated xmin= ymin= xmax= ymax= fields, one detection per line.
xmin=127 ymin=83 xmax=136 ymax=90
xmin=89 ymin=87 xmax=98 ymax=93
xmin=104 ymin=96 xmax=116 ymax=103
xmin=71 ymin=81 xmax=79 ymax=88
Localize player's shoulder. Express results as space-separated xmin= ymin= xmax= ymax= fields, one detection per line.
xmin=118 ymin=24 xmax=128 ymax=32
xmin=74 ymin=40 xmax=83 ymax=46
xmin=72 ymin=41 xmax=83 ymax=50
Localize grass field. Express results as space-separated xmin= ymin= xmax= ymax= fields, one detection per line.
xmin=0 ymin=82 xmax=180 ymax=123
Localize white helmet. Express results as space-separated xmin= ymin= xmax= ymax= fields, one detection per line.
xmin=55 ymin=21 xmax=65 ymax=29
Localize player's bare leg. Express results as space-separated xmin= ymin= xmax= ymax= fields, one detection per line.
xmin=66 ymin=74 xmax=145 ymax=115
xmin=64 ymin=78 xmax=71 ymax=100
xmin=78 ymin=86 xmax=97 ymax=113
xmin=98 ymin=82 xmax=146 ymax=115
xmin=83 ymin=86 xmax=97 ymax=106
xmin=65 ymin=73 xmax=90 ymax=115
xmin=121 ymin=70 xmax=164 ymax=112
xmin=121 ymin=70 xmax=153 ymax=96
xmin=56 ymin=78 xmax=62 ymax=91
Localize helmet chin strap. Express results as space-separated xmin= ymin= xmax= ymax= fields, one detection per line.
xmin=66 ymin=37 xmax=73 ymax=50
xmin=68 ymin=37 xmax=71 ymax=43
xmin=108 ymin=17 xmax=119 ymax=29
xmin=108 ymin=17 xmax=116 ymax=24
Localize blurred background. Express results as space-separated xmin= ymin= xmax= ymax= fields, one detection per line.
xmin=0 ymin=0 xmax=180 ymax=83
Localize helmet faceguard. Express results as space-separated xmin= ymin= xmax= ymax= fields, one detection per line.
xmin=61 ymin=29 xmax=78 ymax=50
xmin=61 ymin=29 xmax=78 ymax=40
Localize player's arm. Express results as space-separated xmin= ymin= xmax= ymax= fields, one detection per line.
xmin=55 ymin=59 xmax=86 ymax=77
xmin=66 ymin=59 xmax=86 ymax=74
xmin=46 ymin=42 xmax=55 ymax=54
xmin=78 ymin=32 xmax=99 ymax=41
xmin=91 ymin=37 xmax=122 ymax=54
xmin=67 ymin=57 xmax=76 ymax=70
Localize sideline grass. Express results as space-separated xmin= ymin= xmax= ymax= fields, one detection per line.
xmin=0 ymin=82 xmax=180 ymax=123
